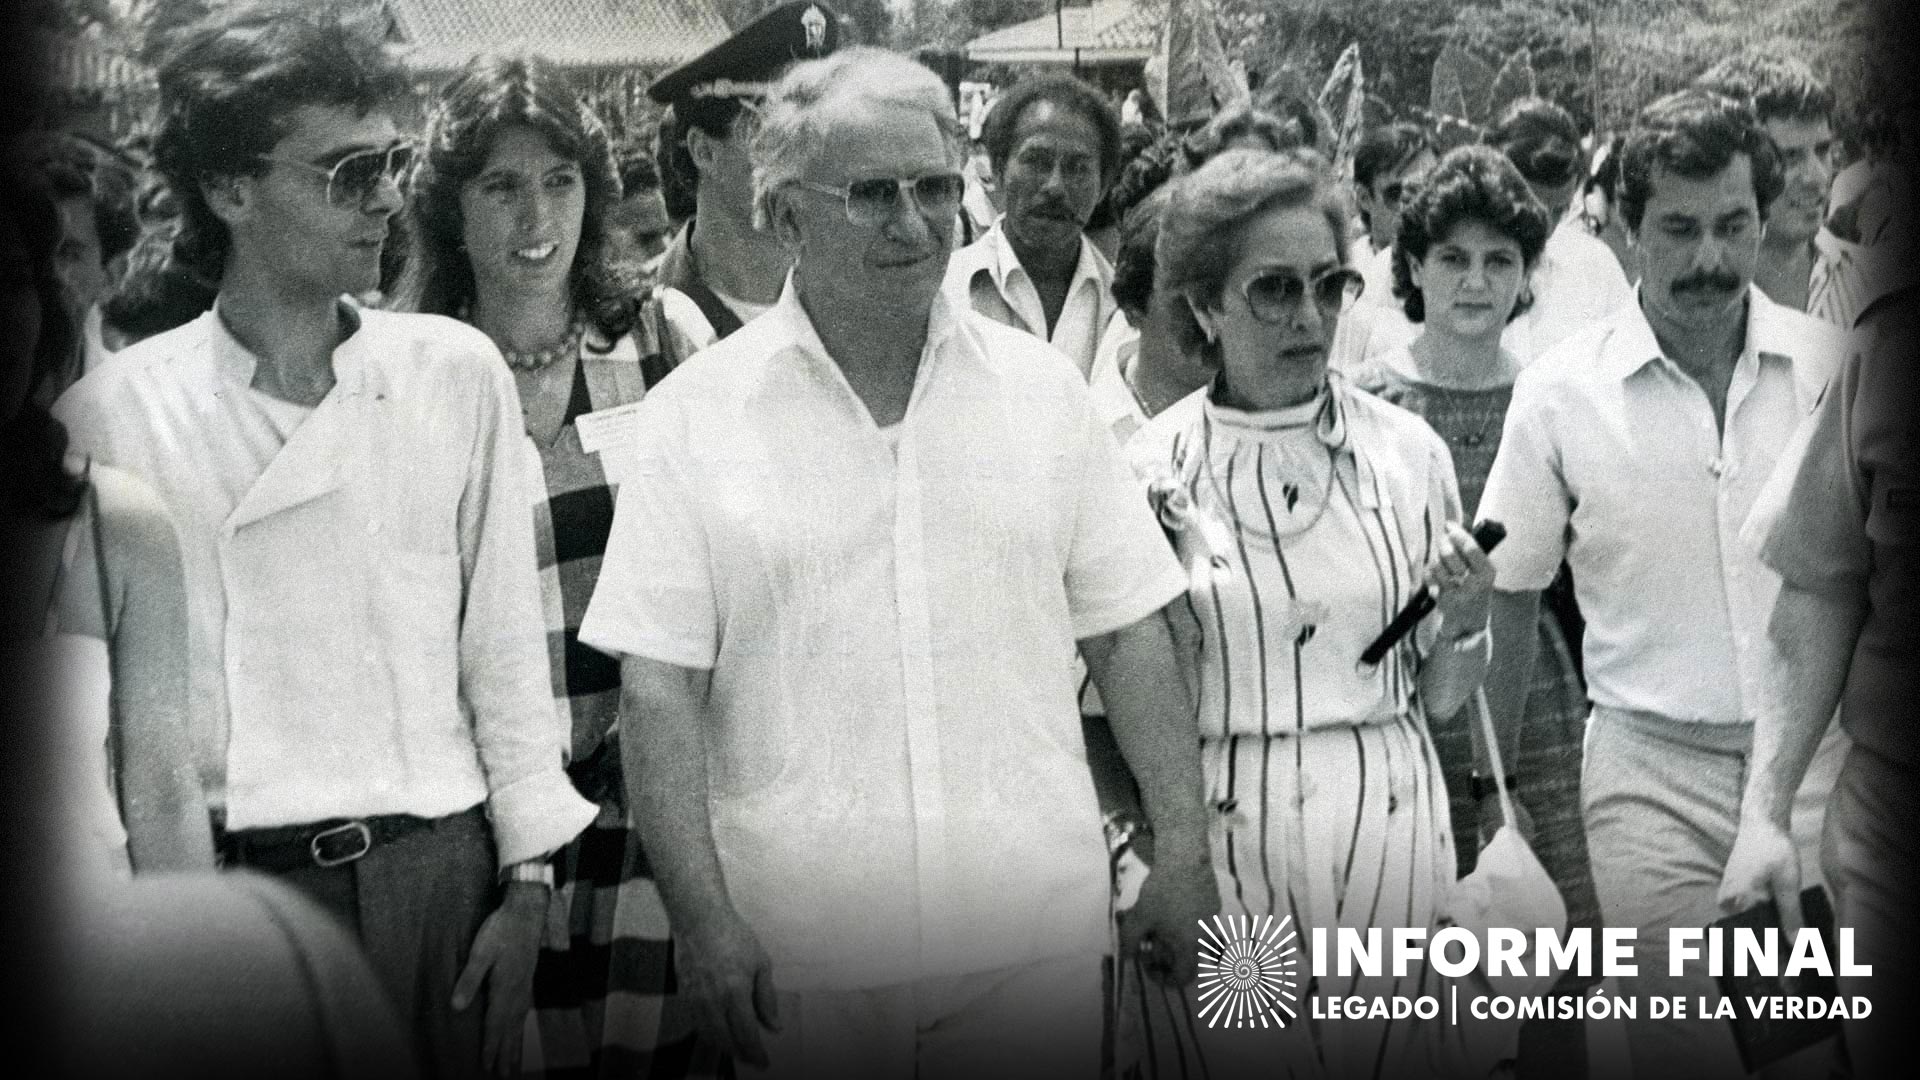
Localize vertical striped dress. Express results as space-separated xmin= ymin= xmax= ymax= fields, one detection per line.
xmin=1124 ymin=379 xmax=1465 ymax=1080
xmin=518 ymin=327 xmax=718 ymax=1080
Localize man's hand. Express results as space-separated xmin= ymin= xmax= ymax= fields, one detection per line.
xmin=1120 ymin=842 xmax=1219 ymax=986
xmin=677 ymin=907 xmax=780 ymax=1069
xmin=1717 ymin=818 xmax=1804 ymax=935
xmin=451 ymin=880 xmax=549 ymax=1076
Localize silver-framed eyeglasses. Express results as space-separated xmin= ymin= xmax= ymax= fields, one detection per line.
xmin=1241 ymin=266 xmax=1366 ymax=323
xmin=792 ymin=173 xmax=967 ymax=226
xmin=258 ymin=141 xmax=416 ymax=207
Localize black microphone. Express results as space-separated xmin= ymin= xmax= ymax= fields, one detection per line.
xmin=1358 ymin=520 xmax=1506 ymax=667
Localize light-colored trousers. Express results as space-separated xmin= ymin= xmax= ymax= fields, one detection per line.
xmin=1583 ymin=707 xmax=1847 ymax=1080
xmin=734 ymin=952 xmax=1103 ymax=1080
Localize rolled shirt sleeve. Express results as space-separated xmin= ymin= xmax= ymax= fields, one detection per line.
xmin=459 ymin=359 xmax=597 ymax=868
xmin=1478 ymin=366 xmax=1572 ymax=592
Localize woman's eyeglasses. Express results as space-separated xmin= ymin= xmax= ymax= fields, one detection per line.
xmin=257 ymin=141 xmax=417 ymax=207
xmin=1240 ymin=267 xmax=1365 ymax=323
xmin=792 ymin=173 xmax=967 ymax=227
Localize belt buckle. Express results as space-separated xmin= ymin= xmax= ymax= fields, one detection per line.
xmin=310 ymin=820 xmax=374 ymax=868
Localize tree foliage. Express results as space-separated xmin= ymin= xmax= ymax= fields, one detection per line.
xmin=1197 ymin=0 xmax=1874 ymax=135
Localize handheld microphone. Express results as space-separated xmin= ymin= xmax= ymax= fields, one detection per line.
xmin=1358 ymin=520 xmax=1506 ymax=667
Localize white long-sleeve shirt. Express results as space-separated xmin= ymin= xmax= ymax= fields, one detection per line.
xmin=56 ymin=303 xmax=594 ymax=867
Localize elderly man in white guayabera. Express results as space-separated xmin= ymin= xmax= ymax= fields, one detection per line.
xmin=578 ymin=46 xmax=1217 ymax=1080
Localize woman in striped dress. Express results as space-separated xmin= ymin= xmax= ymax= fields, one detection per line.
xmin=1127 ymin=149 xmax=1496 ymax=1080
xmin=402 ymin=56 xmax=701 ymax=1079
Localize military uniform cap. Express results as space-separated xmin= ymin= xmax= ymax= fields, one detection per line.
xmin=648 ymin=3 xmax=839 ymax=106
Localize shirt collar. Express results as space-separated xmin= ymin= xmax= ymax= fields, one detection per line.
xmin=207 ymin=295 xmax=369 ymax=394
xmin=1599 ymin=284 xmax=1792 ymax=382
xmin=1197 ymin=375 xmax=1382 ymax=506
xmin=983 ymin=219 xmax=1107 ymax=297
xmin=764 ymin=271 xmax=965 ymax=417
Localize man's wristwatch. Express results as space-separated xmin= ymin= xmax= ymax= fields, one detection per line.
xmin=1469 ymin=772 xmax=1520 ymax=801
xmin=501 ymin=859 xmax=555 ymax=888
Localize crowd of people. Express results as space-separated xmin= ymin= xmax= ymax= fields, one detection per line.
xmin=4 ymin=1 xmax=1916 ymax=1079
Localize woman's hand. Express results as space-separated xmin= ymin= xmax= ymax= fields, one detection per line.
xmin=1426 ymin=521 xmax=1496 ymax=630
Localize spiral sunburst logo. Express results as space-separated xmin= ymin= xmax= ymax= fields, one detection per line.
xmin=1195 ymin=914 xmax=1302 ymax=1028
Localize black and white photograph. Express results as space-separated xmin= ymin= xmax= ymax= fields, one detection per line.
xmin=1 ymin=2 xmax=1914 ymax=1079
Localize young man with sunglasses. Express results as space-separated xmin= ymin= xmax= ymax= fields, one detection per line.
xmin=1327 ymin=120 xmax=1438 ymax=373
xmin=1487 ymin=97 xmax=1635 ymax=362
xmin=579 ymin=47 xmax=1215 ymax=1079
xmin=1352 ymin=122 xmax=1439 ymax=290
xmin=644 ymin=2 xmax=839 ymax=365
xmin=54 ymin=6 xmax=595 ymax=1076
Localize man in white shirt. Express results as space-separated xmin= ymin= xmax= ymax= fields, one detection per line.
xmin=1327 ymin=122 xmax=1439 ymax=373
xmin=944 ymin=72 xmax=1124 ymax=378
xmin=580 ymin=47 xmax=1216 ymax=1080
xmin=54 ymin=7 xmax=594 ymax=1076
xmin=1478 ymin=90 xmax=1844 ymax=1080
xmin=1351 ymin=121 xmax=1440 ymax=296
xmin=645 ymin=3 xmax=839 ymax=363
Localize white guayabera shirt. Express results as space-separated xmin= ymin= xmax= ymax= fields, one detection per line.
xmin=580 ymin=281 xmax=1185 ymax=991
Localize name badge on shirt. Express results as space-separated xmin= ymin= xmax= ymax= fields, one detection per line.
xmin=575 ymin=402 xmax=646 ymax=485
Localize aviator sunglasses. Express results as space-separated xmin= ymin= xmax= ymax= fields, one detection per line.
xmin=792 ymin=173 xmax=967 ymax=227
xmin=257 ymin=141 xmax=417 ymax=207
xmin=1239 ymin=266 xmax=1366 ymax=323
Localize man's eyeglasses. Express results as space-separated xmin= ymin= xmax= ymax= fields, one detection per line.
xmin=1241 ymin=266 xmax=1365 ymax=323
xmin=1379 ymin=181 xmax=1411 ymax=207
xmin=258 ymin=141 xmax=416 ymax=207
xmin=792 ymin=173 xmax=967 ymax=227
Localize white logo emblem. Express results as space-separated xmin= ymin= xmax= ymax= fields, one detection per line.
xmin=1195 ymin=914 xmax=1302 ymax=1028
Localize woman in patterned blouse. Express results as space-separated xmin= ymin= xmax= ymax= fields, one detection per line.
xmin=1126 ymin=148 xmax=1496 ymax=1079
xmin=400 ymin=54 xmax=699 ymax=1079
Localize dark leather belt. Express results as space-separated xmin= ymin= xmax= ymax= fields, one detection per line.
xmin=217 ymin=813 xmax=436 ymax=873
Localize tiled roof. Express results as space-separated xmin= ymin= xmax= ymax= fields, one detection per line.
xmin=965 ymin=0 xmax=1162 ymax=63
xmin=386 ymin=0 xmax=730 ymax=72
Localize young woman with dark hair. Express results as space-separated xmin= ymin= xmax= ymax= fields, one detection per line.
xmin=400 ymin=52 xmax=703 ymax=1079
xmin=1358 ymin=145 xmax=1600 ymax=953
